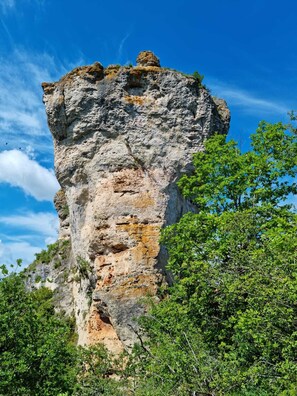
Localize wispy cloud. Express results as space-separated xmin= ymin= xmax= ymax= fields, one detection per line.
xmin=117 ymin=32 xmax=130 ymax=63
xmin=0 ymin=50 xmax=58 ymax=154
xmin=208 ymin=80 xmax=288 ymax=116
xmin=0 ymin=149 xmax=60 ymax=201
xmin=1 ymin=0 xmax=45 ymax=13
xmin=0 ymin=0 xmax=15 ymax=13
xmin=0 ymin=240 xmax=41 ymax=267
xmin=0 ymin=211 xmax=59 ymax=265
xmin=0 ymin=46 xmax=85 ymax=155
xmin=0 ymin=40 xmax=84 ymax=266
xmin=0 ymin=212 xmax=59 ymax=237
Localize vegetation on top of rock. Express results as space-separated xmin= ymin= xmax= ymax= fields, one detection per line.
xmin=192 ymin=70 xmax=204 ymax=84
xmin=27 ymin=239 xmax=71 ymax=273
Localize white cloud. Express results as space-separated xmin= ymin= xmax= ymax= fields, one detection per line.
xmin=45 ymin=236 xmax=57 ymax=245
xmin=0 ymin=240 xmax=42 ymax=267
xmin=0 ymin=212 xmax=59 ymax=237
xmin=117 ymin=32 xmax=131 ymax=63
xmin=0 ymin=150 xmax=60 ymax=201
xmin=208 ymin=80 xmax=288 ymax=116
xmin=0 ymin=47 xmax=84 ymax=154
xmin=0 ymin=211 xmax=59 ymax=266
xmin=0 ymin=50 xmax=56 ymax=153
xmin=24 ymin=145 xmax=36 ymax=159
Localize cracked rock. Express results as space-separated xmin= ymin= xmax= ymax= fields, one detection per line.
xmin=41 ymin=51 xmax=230 ymax=353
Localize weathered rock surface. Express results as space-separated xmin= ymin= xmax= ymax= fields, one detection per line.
xmin=41 ymin=51 xmax=230 ymax=352
xmin=136 ymin=50 xmax=160 ymax=67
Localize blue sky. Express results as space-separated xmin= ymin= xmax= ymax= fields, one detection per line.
xmin=0 ymin=0 xmax=297 ymax=266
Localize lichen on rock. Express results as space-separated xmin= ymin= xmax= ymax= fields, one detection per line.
xmin=40 ymin=51 xmax=230 ymax=353
xmin=136 ymin=50 xmax=161 ymax=67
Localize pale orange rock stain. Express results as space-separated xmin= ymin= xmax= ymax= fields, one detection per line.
xmin=87 ymin=308 xmax=124 ymax=354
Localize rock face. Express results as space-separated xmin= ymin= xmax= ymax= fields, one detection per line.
xmin=136 ymin=50 xmax=160 ymax=67
xmin=41 ymin=51 xmax=230 ymax=353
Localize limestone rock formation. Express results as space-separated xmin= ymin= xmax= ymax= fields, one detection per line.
xmin=41 ymin=51 xmax=230 ymax=352
xmin=136 ymin=50 xmax=160 ymax=67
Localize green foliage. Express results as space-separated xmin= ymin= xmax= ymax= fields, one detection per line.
xmin=178 ymin=121 xmax=297 ymax=214
xmin=158 ymin=209 xmax=297 ymax=393
xmin=36 ymin=239 xmax=70 ymax=264
xmin=163 ymin=67 xmax=205 ymax=88
xmin=131 ymin=119 xmax=297 ymax=394
xmin=27 ymin=239 xmax=70 ymax=273
xmin=0 ymin=272 xmax=77 ymax=395
xmin=54 ymin=259 xmax=62 ymax=269
xmin=34 ymin=241 xmax=61 ymax=264
xmin=0 ymin=264 xmax=9 ymax=276
xmin=76 ymin=256 xmax=91 ymax=279
xmin=34 ymin=274 xmax=42 ymax=283
xmin=0 ymin=262 xmax=126 ymax=394
xmin=73 ymin=344 xmax=126 ymax=395
xmin=127 ymin=311 xmax=216 ymax=395
xmin=192 ymin=70 xmax=204 ymax=84
xmin=62 ymin=204 xmax=70 ymax=217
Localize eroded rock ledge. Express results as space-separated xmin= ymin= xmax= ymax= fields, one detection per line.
xmin=41 ymin=51 xmax=230 ymax=353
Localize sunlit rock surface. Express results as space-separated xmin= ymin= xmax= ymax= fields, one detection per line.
xmin=41 ymin=51 xmax=230 ymax=352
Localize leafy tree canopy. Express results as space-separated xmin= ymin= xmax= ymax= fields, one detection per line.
xmin=179 ymin=120 xmax=297 ymax=213
xmin=0 ymin=268 xmax=77 ymax=396
xmin=131 ymin=119 xmax=297 ymax=395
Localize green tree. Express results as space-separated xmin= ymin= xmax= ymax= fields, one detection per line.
xmin=73 ymin=344 xmax=126 ymax=396
xmin=178 ymin=121 xmax=297 ymax=214
xmin=131 ymin=120 xmax=297 ymax=395
xmin=0 ymin=271 xmax=77 ymax=396
xmin=192 ymin=71 xmax=204 ymax=85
